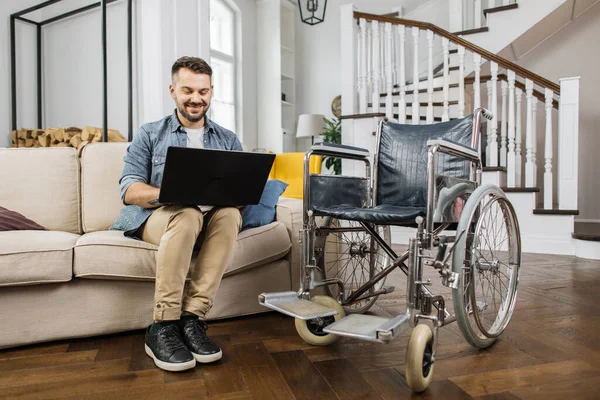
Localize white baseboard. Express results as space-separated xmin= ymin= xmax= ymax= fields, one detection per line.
xmin=574 ymin=239 xmax=600 ymax=260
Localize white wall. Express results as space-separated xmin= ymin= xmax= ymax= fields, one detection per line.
xmin=42 ymin=1 xmax=130 ymax=136
xmin=0 ymin=1 xmax=41 ymax=148
xmin=516 ymin=1 xmax=600 ymax=221
xmin=295 ymin=0 xmax=424 ymax=123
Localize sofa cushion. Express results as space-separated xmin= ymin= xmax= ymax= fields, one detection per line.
xmin=80 ymin=143 xmax=129 ymax=233
xmin=0 ymin=231 xmax=80 ymax=286
xmin=0 ymin=148 xmax=81 ymax=234
xmin=73 ymin=221 xmax=291 ymax=281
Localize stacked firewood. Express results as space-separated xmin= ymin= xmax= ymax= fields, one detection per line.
xmin=11 ymin=126 xmax=126 ymax=154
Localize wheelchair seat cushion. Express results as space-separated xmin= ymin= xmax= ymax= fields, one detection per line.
xmin=313 ymin=204 xmax=426 ymax=225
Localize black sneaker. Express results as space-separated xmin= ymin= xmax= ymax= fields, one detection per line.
xmin=180 ymin=318 xmax=223 ymax=363
xmin=144 ymin=324 xmax=196 ymax=372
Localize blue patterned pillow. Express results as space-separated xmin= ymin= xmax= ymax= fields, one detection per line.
xmin=241 ymin=180 xmax=288 ymax=231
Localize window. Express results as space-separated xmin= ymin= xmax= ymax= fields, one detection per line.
xmin=209 ymin=0 xmax=238 ymax=133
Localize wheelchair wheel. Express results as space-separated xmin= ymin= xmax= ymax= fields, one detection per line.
xmin=405 ymin=324 xmax=434 ymax=392
xmin=295 ymin=295 xmax=345 ymax=346
xmin=317 ymin=218 xmax=391 ymax=314
xmin=452 ymin=184 xmax=521 ymax=348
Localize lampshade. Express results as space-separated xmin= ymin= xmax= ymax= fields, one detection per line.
xmin=298 ymin=0 xmax=327 ymax=26
xmin=296 ymin=114 xmax=325 ymax=138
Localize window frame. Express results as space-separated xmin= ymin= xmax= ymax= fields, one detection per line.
xmin=209 ymin=0 xmax=241 ymax=137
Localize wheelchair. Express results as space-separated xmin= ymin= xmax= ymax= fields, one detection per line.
xmin=259 ymin=108 xmax=521 ymax=392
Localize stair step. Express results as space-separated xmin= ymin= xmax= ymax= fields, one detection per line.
xmin=533 ymin=208 xmax=579 ymax=216
xmin=484 ymin=3 xmax=519 ymax=16
xmin=369 ymin=101 xmax=459 ymax=108
xmin=258 ymin=291 xmax=338 ymax=320
xmin=393 ymin=114 xmax=457 ymax=122
xmin=501 ymin=187 xmax=540 ymax=193
xmin=483 ymin=166 xmax=507 ymax=172
xmin=572 ymin=222 xmax=600 ymax=241
xmin=453 ymin=27 xmax=489 ymax=36
xmin=381 ymin=84 xmax=460 ymax=97
xmin=323 ymin=313 xmax=409 ymax=343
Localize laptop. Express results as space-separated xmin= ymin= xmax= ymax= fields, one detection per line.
xmin=158 ymin=147 xmax=276 ymax=206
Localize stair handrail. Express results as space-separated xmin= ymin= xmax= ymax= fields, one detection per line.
xmin=354 ymin=11 xmax=560 ymax=94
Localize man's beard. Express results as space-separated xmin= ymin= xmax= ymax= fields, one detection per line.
xmin=177 ymin=100 xmax=210 ymax=123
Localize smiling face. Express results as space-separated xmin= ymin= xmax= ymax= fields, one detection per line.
xmin=170 ymin=68 xmax=213 ymax=128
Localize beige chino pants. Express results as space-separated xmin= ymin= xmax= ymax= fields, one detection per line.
xmin=140 ymin=205 xmax=242 ymax=321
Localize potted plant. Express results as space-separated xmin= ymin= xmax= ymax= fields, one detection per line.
xmin=321 ymin=117 xmax=341 ymax=175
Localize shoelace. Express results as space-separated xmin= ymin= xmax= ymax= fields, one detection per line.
xmin=158 ymin=325 xmax=188 ymax=352
xmin=186 ymin=320 xmax=211 ymax=343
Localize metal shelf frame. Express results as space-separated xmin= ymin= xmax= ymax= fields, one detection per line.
xmin=10 ymin=0 xmax=133 ymax=141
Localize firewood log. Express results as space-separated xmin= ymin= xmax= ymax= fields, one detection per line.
xmin=18 ymin=138 xmax=25 ymax=147
xmin=77 ymin=140 xmax=89 ymax=157
xmin=32 ymin=141 xmax=40 ymax=148
xmin=70 ymin=134 xmax=82 ymax=148
xmin=25 ymin=138 xmax=34 ymax=147
xmin=38 ymin=134 xmax=50 ymax=147
xmin=55 ymin=142 xmax=69 ymax=147
xmin=18 ymin=129 xmax=29 ymax=139
xmin=81 ymin=126 xmax=98 ymax=141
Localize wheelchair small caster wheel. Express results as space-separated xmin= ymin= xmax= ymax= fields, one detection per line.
xmin=295 ymin=296 xmax=345 ymax=346
xmin=406 ymin=324 xmax=434 ymax=392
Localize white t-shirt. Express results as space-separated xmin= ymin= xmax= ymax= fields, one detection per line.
xmin=186 ymin=127 xmax=206 ymax=149
xmin=185 ymin=127 xmax=213 ymax=212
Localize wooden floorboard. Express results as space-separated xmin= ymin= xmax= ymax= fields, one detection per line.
xmin=1 ymin=251 xmax=600 ymax=399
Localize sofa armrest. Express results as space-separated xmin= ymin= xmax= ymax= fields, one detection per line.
xmin=275 ymin=197 xmax=303 ymax=291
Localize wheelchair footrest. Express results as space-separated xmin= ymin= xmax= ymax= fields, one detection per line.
xmin=258 ymin=291 xmax=339 ymax=320
xmin=323 ymin=314 xmax=409 ymax=344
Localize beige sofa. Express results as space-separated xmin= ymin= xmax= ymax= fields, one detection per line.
xmin=0 ymin=143 xmax=303 ymax=349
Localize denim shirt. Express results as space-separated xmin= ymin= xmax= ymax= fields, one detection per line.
xmin=110 ymin=110 xmax=242 ymax=236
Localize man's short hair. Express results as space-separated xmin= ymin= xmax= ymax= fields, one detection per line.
xmin=171 ymin=56 xmax=212 ymax=81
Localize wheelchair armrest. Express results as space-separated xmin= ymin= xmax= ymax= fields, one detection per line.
xmin=310 ymin=142 xmax=370 ymax=159
xmin=427 ymin=139 xmax=479 ymax=163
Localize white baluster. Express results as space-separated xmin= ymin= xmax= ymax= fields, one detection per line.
xmin=506 ymin=70 xmax=516 ymax=187
xmin=486 ymin=80 xmax=492 ymax=166
xmin=458 ymin=45 xmax=465 ymax=118
xmin=525 ymin=79 xmax=535 ymax=187
xmin=385 ymin=23 xmax=393 ymax=120
xmin=544 ymin=88 xmax=553 ymax=209
xmin=489 ymin=62 xmax=499 ymax=166
xmin=532 ymin=99 xmax=538 ymax=186
xmin=558 ymin=77 xmax=580 ymax=210
xmin=442 ymin=38 xmax=450 ymax=122
xmin=412 ymin=27 xmax=420 ymax=124
xmin=500 ymin=80 xmax=508 ymax=167
xmin=391 ymin=24 xmax=397 ymax=87
xmin=427 ymin=30 xmax=434 ymax=124
xmin=474 ymin=0 xmax=482 ymax=29
xmin=398 ymin=25 xmax=407 ymax=124
xmin=515 ymin=87 xmax=523 ymax=186
xmin=371 ymin=20 xmax=380 ymax=113
xmin=366 ymin=22 xmax=373 ymax=107
xmin=358 ymin=19 xmax=368 ymax=113
xmin=473 ymin=54 xmax=482 ymax=111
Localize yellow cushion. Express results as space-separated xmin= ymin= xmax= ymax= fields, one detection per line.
xmin=268 ymin=153 xmax=322 ymax=199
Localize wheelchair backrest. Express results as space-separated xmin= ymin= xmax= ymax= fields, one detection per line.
xmin=375 ymin=115 xmax=474 ymax=210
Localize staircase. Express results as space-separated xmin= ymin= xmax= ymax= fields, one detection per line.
xmin=338 ymin=2 xmax=597 ymax=258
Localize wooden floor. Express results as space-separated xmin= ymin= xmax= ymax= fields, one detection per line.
xmin=2 ymin=250 xmax=600 ymax=399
